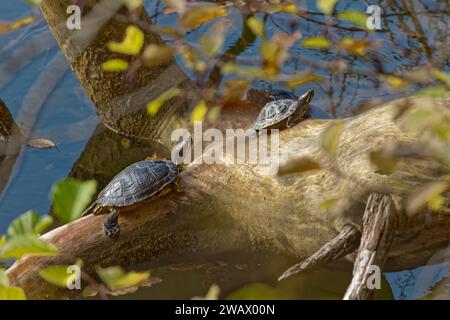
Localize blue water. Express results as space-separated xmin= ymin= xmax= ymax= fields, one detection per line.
xmin=0 ymin=0 xmax=448 ymax=299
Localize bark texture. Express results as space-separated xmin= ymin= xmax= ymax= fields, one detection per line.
xmin=344 ymin=193 xmax=398 ymax=300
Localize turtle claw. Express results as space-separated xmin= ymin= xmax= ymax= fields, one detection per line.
xmin=174 ymin=180 xmax=185 ymax=193
xmin=103 ymin=209 xmax=120 ymax=238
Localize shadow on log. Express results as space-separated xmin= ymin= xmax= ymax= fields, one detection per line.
xmin=6 ymin=94 xmax=450 ymax=299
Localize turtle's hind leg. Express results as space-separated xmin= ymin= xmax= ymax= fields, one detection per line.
xmin=103 ymin=208 xmax=120 ymax=238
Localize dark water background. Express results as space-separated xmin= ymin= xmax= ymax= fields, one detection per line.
xmin=0 ymin=0 xmax=448 ymax=299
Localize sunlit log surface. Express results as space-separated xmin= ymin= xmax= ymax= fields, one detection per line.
xmin=7 ymin=93 xmax=450 ymax=299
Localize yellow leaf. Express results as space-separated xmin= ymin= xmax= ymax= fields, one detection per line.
xmin=199 ymin=21 xmax=228 ymax=57
xmin=191 ymin=100 xmax=208 ymax=122
xmin=278 ymin=157 xmax=321 ymax=176
xmin=0 ymin=287 xmax=26 ymax=300
xmin=101 ymin=59 xmax=129 ymax=72
xmin=431 ymin=70 xmax=450 ymax=87
xmin=180 ymin=4 xmax=228 ymax=29
xmin=339 ymin=37 xmax=369 ymax=56
xmin=221 ymin=79 xmax=251 ymax=103
xmin=369 ymin=149 xmax=397 ymax=175
xmin=406 ymin=181 xmax=448 ymax=216
xmin=142 ymin=45 xmax=174 ymax=67
xmin=279 ymin=3 xmax=298 ymax=14
xmin=207 ymin=106 xmax=222 ymax=122
xmin=302 ymin=37 xmax=331 ymax=49
xmin=221 ymin=63 xmax=264 ymax=78
xmin=0 ymin=16 xmax=35 ymax=35
xmin=146 ymin=87 xmax=180 ymax=116
xmin=285 ymin=73 xmax=324 ymax=88
xmin=338 ymin=11 xmax=368 ymax=29
xmin=380 ymin=75 xmax=409 ymax=89
xmin=247 ymin=16 xmax=264 ymax=37
xmin=320 ymin=121 xmax=343 ymax=155
xmin=316 ymin=0 xmax=338 ymax=15
xmin=261 ymin=40 xmax=283 ymax=77
xmin=179 ymin=47 xmax=207 ymax=72
xmin=107 ymin=25 xmax=145 ymax=56
xmin=124 ymin=0 xmax=143 ymax=11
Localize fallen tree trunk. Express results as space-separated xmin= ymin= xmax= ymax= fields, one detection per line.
xmin=7 ymin=94 xmax=450 ymax=299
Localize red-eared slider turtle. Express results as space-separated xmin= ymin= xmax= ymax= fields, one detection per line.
xmin=82 ymin=159 xmax=184 ymax=238
xmin=253 ymin=90 xmax=314 ymax=131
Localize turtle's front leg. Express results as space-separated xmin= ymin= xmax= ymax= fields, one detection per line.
xmin=173 ymin=178 xmax=185 ymax=193
xmin=103 ymin=208 xmax=120 ymax=238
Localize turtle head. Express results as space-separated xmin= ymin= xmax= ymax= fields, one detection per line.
xmin=297 ymin=90 xmax=314 ymax=107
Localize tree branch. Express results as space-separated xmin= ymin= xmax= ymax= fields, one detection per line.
xmin=343 ymin=193 xmax=398 ymax=300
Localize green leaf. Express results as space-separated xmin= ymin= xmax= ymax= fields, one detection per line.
xmin=247 ymin=16 xmax=264 ymax=37
xmin=146 ymin=87 xmax=181 ymax=116
xmin=284 ymin=73 xmax=324 ymax=88
xmin=7 ymin=210 xmax=53 ymax=237
xmin=316 ymin=0 xmax=338 ymax=15
xmin=0 ymin=234 xmax=58 ymax=260
xmin=227 ymin=283 xmax=291 ymax=300
xmin=101 ymin=59 xmax=129 ymax=72
xmin=338 ymin=11 xmax=368 ymax=29
xmin=95 ymin=266 xmax=150 ymax=290
xmin=51 ymin=178 xmax=97 ymax=223
xmin=278 ymin=157 xmax=321 ymax=176
xmin=39 ymin=265 xmax=79 ymax=288
xmin=0 ymin=268 xmax=9 ymax=287
xmin=369 ymin=149 xmax=397 ymax=175
xmin=107 ymin=25 xmax=145 ymax=55
xmin=320 ymin=121 xmax=343 ymax=155
xmin=25 ymin=0 xmax=42 ymax=5
xmin=0 ymin=287 xmax=26 ymax=300
xmin=319 ymin=198 xmax=339 ymax=210
xmin=417 ymin=86 xmax=447 ymax=98
xmin=0 ymin=235 xmax=7 ymax=251
xmin=302 ymin=37 xmax=331 ymax=49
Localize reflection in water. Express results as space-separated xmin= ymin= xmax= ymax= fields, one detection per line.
xmin=0 ymin=0 xmax=449 ymax=299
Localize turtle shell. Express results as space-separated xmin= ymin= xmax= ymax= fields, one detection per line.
xmin=95 ymin=160 xmax=178 ymax=207
xmin=253 ymin=99 xmax=298 ymax=130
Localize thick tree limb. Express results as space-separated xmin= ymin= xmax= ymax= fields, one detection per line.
xmin=343 ymin=193 xmax=398 ymax=300
xmin=6 ymin=94 xmax=450 ymax=299
xmin=278 ymin=225 xmax=361 ymax=281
